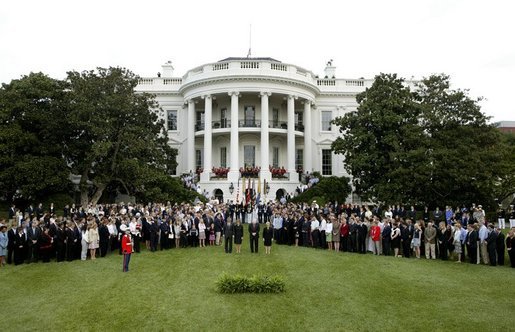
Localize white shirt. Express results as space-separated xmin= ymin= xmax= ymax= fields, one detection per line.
xmin=319 ymin=219 xmax=327 ymax=232
xmin=310 ymin=219 xmax=319 ymax=231
xmin=326 ymin=222 xmax=333 ymax=234
xmin=107 ymin=224 xmax=117 ymax=236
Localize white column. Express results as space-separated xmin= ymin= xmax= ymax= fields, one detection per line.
xmin=228 ymin=91 xmax=240 ymax=183
xmin=187 ymin=100 xmax=196 ymax=173
xmin=303 ymin=100 xmax=312 ymax=174
xmin=287 ymin=95 xmax=296 ymax=181
xmin=260 ymin=92 xmax=271 ymax=181
xmin=201 ymin=95 xmax=212 ymax=181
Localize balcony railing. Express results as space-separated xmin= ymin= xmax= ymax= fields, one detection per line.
xmin=239 ymin=119 xmax=261 ymax=128
xmin=269 ymin=121 xmax=287 ymax=129
xmin=195 ymin=122 xmax=204 ymax=131
xmin=195 ymin=120 xmax=304 ymax=131
xmin=213 ymin=119 xmax=231 ymax=129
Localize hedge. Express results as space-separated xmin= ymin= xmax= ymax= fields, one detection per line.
xmin=216 ymin=274 xmax=285 ymax=294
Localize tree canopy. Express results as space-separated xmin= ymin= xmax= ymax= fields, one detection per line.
xmin=0 ymin=67 xmax=197 ymax=207
xmin=331 ymin=73 xmax=509 ymax=209
xmin=0 ymin=73 xmax=70 ymax=202
xmin=64 ymin=67 xmax=178 ymax=206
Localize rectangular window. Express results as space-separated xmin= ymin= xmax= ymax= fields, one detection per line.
xmin=167 ymin=110 xmax=177 ymax=130
xmin=220 ymin=147 xmax=227 ymax=168
xmin=195 ymin=149 xmax=202 ymax=170
xmin=295 ymin=111 xmax=303 ymax=131
xmin=295 ymin=149 xmax=303 ymax=171
xmin=196 ymin=111 xmax=205 ymax=131
xmin=220 ymin=108 xmax=228 ymax=128
xmin=244 ymin=106 xmax=255 ymax=127
xmin=272 ymin=108 xmax=279 ymax=128
xmin=321 ymin=111 xmax=332 ymax=131
xmin=272 ymin=147 xmax=279 ymax=168
xmin=243 ymin=145 xmax=255 ymax=167
xmin=322 ymin=149 xmax=332 ymax=175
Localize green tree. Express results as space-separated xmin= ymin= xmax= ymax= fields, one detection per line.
xmin=0 ymin=73 xmax=70 ymax=202
xmin=332 ymin=73 xmax=506 ymax=208
xmin=331 ymin=73 xmax=425 ymax=204
xmin=290 ymin=176 xmax=351 ymax=205
xmin=414 ymin=74 xmax=504 ymax=207
xmin=495 ymin=132 xmax=515 ymax=205
xmin=65 ymin=67 xmax=177 ymax=207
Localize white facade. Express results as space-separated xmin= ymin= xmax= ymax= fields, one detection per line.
xmin=136 ymin=58 xmax=373 ymax=203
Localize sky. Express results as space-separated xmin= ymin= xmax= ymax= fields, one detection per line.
xmin=1 ymin=0 xmax=513 ymax=122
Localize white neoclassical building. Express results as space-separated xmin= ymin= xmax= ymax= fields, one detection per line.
xmin=136 ymin=57 xmax=373 ymax=203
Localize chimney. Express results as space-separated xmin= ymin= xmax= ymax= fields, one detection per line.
xmin=161 ymin=60 xmax=174 ymax=77
xmin=324 ymin=59 xmax=336 ymax=78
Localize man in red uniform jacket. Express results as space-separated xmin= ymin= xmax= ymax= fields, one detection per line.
xmin=120 ymin=225 xmax=133 ymax=272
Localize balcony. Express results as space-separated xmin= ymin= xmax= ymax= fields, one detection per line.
xmin=195 ymin=120 xmax=304 ymax=132
xmin=239 ymin=119 xmax=261 ymax=128
xmin=213 ymin=119 xmax=231 ymax=129
xmin=269 ymin=121 xmax=287 ymax=129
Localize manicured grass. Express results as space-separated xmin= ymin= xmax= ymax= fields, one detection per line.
xmin=2 ymin=244 xmax=514 ymax=331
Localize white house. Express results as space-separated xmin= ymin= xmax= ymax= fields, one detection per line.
xmin=136 ymin=57 xmax=373 ymax=203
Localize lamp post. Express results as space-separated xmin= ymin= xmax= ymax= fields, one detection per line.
xmin=229 ymin=182 xmax=234 ymax=194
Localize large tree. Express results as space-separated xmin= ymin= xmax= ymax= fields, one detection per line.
xmin=0 ymin=73 xmax=70 ymax=202
xmin=332 ymin=73 xmax=506 ymax=208
xmin=65 ymin=67 xmax=177 ymax=207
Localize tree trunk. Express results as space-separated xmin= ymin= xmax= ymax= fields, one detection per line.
xmin=80 ymin=169 xmax=90 ymax=209
xmin=90 ymin=183 xmax=106 ymax=206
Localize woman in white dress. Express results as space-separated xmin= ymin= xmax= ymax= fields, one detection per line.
xmin=81 ymin=222 xmax=89 ymax=260
xmin=88 ymin=222 xmax=99 ymax=259
xmin=198 ymin=219 xmax=206 ymax=247
xmin=325 ymin=218 xmax=333 ymax=251
xmin=453 ymin=223 xmax=463 ymax=263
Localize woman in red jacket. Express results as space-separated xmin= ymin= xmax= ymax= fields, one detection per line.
xmin=340 ymin=216 xmax=349 ymax=252
xmin=120 ymin=225 xmax=133 ymax=272
xmin=370 ymin=220 xmax=381 ymax=255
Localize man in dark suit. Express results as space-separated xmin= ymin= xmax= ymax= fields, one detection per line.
xmin=26 ymin=221 xmax=42 ymax=263
xmin=99 ymin=219 xmax=110 ymax=256
xmin=224 ymin=218 xmax=234 ymax=253
xmin=467 ymin=224 xmax=479 ymax=264
xmin=486 ymin=224 xmax=497 ymax=266
xmin=357 ymin=219 xmax=367 ymax=254
xmin=248 ymin=219 xmax=260 ymax=253
xmin=7 ymin=226 xmax=17 ymax=264
xmin=382 ymin=222 xmax=392 ymax=256
xmin=13 ymin=227 xmax=27 ymax=265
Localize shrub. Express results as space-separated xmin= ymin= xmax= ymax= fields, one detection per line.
xmin=216 ymin=273 xmax=285 ymax=294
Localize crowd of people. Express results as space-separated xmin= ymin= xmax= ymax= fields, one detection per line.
xmin=1 ymin=200 xmax=514 ymax=270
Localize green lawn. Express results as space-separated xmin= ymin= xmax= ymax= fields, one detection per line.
xmin=3 ymin=244 xmax=514 ymax=331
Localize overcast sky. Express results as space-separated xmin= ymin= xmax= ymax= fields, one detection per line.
xmin=1 ymin=0 xmax=513 ymax=121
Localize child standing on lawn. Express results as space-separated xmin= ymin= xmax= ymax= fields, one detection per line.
xmin=209 ymin=223 xmax=215 ymax=246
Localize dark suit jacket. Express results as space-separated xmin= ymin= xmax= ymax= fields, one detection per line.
xmin=27 ymin=226 xmax=41 ymax=245
xmin=7 ymin=229 xmax=17 ymax=249
xmin=468 ymin=230 xmax=478 ymax=248
xmin=248 ymin=223 xmax=260 ymax=237
xmin=223 ymin=223 xmax=233 ymax=237
xmin=486 ymin=231 xmax=497 ymax=250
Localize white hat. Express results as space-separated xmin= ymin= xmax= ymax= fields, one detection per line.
xmin=120 ymin=224 xmax=129 ymax=233
xmin=136 ymin=212 xmax=141 ymax=217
